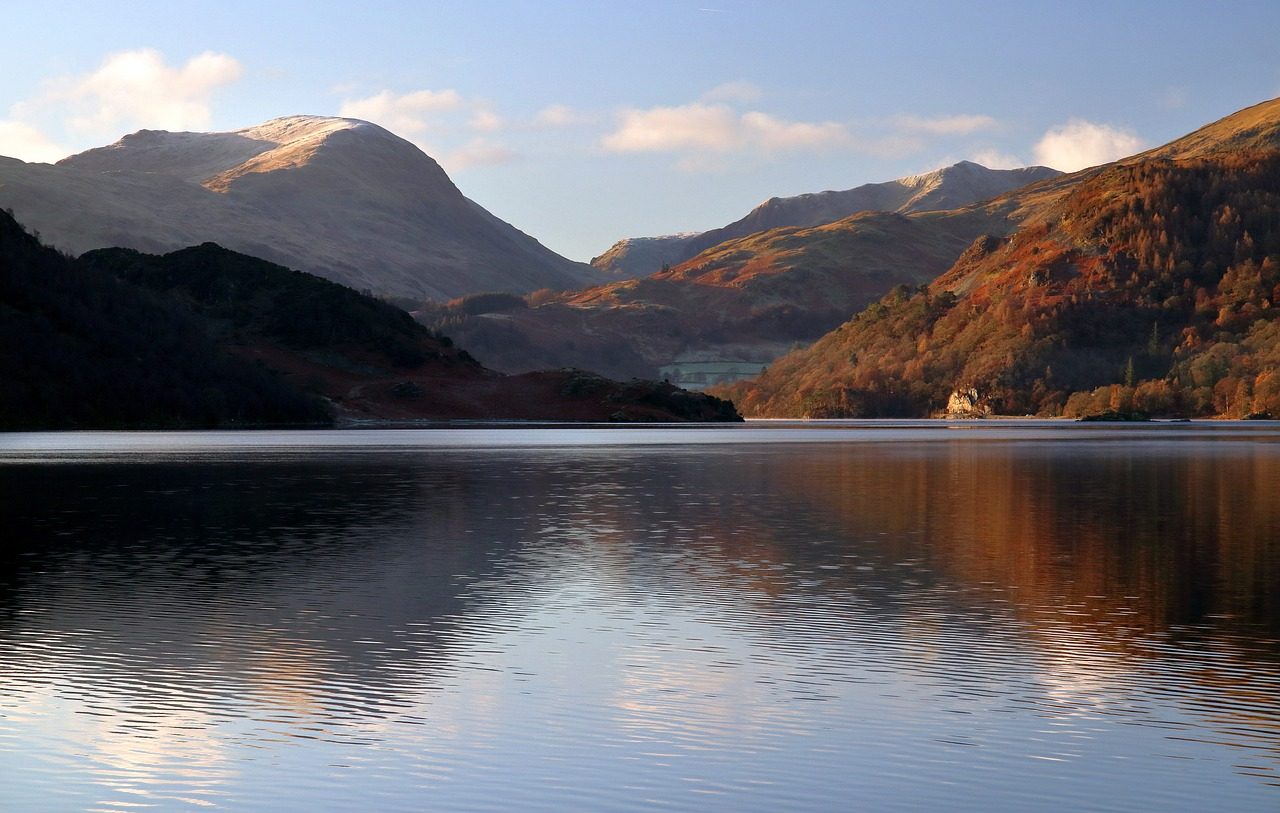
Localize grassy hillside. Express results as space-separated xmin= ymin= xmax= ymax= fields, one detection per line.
xmin=421 ymin=207 xmax=1008 ymax=380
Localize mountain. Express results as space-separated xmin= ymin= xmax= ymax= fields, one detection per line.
xmin=422 ymin=164 xmax=1061 ymax=381
xmin=0 ymin=210 xmax=330 ymax=428
xmin=0 ymin=115 xmax=601 ymax=300
xmin=590 ymin=162 xmax=1060 ymax=277
xmin=717 ymin=97 xmax=1280 ymax=419
xmin=0 ymin=210 xmax=738 ymax=428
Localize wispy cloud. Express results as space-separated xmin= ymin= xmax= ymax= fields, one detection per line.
xmin=0 ymin=121 xmax=70 ymax=164
xmin=468 ymin=108 xmax=505 ymax=133
xmin=442 ymin=137 xmax=519 ymax=171
xmin=968 ymin=148 xmax=1025 ymax=170
xmin=338 ymin=87 xmax=524 ymax=169
xmin=534 ymin=104 xmax=594 ymax=128
xmin=1033 ymin=119 xmax=1143 ymax=171
xmin=894 ymin=113 xmax=999 ymax=136
xmin=0 ymin=48 xmax=243 ymax=161
xmin=602 ymin=101 xmax=851 ymax=161
xmin=701 ymin=81 xmax=763 ymax=105
xmin=338 ymin=88 xmax=463 ymax=136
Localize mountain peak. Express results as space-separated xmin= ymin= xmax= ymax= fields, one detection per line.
xmin=4 ymin=115 xmax=600 ymax=300
xmin=57 ymin=114 xmax=407 ymax=190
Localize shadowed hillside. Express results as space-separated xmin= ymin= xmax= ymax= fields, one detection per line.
xmin=0 ymin=215 xmax=739 ymax=429
xmin=0 ymin=211 xmax=329 ymax=429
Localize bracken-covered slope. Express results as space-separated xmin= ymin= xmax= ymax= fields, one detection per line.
xmin=0 ymin=116 xmax=601 ymax=300
xmin=718 ymin=98 xmax=1280 ymax=419
xmin=424 ymin=174 xmax=1053 ymax=381
xmin=590 ymin=162 xmax=1060 ymax=278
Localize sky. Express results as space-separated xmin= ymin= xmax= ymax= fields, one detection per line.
xmin=3 ymin=1 xmax=1280 ymax=261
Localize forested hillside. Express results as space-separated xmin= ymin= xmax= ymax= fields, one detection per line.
xmin=720 ymin=149 xmax=1280 ymax=418
xmin=0 ymin=211 xmax=328 ymax=428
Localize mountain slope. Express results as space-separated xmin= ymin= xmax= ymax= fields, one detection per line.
xmin=424 ymin=170 xmax=1050 ymax=381
xmin=75 ymin=241 xmax=740 ymax=424
xmin=718 ymin=98 xmax=1280 ymax=418
xmin=591 ymin=162 xmax=1060 ymax=277
xmin=0 ymin=116 xmax=600 ymax=300
xmin=0 ymin=208 xmax=737 ymax=428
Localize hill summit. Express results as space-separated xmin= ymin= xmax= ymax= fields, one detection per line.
xmin=0 ymin=115 xmax=601 ymax=300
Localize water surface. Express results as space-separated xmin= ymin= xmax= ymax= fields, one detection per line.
xmin=1 ymin=422 xmax=1278 ymax=811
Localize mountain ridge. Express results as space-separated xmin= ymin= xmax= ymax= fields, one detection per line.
xmin=591 ymin=161 xmax=1061 ymax=277
xmin=0 ymin=115 xmax=601 ymax=300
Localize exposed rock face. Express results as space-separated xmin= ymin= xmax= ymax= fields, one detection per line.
xmin=0 ymin=115 xmax=601 ymax=300
xmin=945 ymin=388 xmax=991 ymax=418
xmin=590 ymin=162 xmax=1061 ymax=277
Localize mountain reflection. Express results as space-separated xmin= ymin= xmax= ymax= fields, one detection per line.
xmin=1 ymin=432 xmax=1278 ymax=810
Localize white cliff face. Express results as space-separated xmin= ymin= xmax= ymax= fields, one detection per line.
xmin=1 ymin=116 xmax=600 ymax=300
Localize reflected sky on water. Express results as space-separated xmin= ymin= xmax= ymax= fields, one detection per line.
xmin=1 ymin=423 xmax=1277 ymax=811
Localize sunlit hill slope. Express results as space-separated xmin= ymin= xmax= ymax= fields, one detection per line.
xmin=717 ymin=98 xmax=1280 ymax=419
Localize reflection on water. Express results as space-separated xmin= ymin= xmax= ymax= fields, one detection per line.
xmin=0 ymin=424 xmax=1278 ymax=812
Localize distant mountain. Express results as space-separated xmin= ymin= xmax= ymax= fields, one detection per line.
xmin=0 ymin=115 xmax=602 ymax=300
xmin=0 ymin=210 xmax=738 ymax=428
xmin=718 ymin=97 xmax=1280 ymax=419
xmin=591 ymin=162 xmax=1060 ymax=277
xmin=427 ymin=164 xmax=1062 ymax=381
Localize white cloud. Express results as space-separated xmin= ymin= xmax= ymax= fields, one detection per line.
xmin=740 ymin=111 xmax=851 ymax=150
xmin=1033 ymin=119 xmax=1144 ymax=172
xmin=701 ymin=81 xmax=763 ymax=104
xmin=968 ymin=148 xmax=1025 ymax=170
xmin=468 ymin=108 xmax=505 ymax=132
xmin=443 ymin=138 xmax=518 ymax=171
xmin=534 ymin=104 xmax=592 ymax=128
xmin=895 ymin=113 xmax=999 ymax=135
xmin=603 ymin=103 xmax=741 ymax=152
xmin=0 ymin=48 xmax=243 ymax=161
xmin=15 ymin=49 xmax=242 ymax=138
xmin=0 ymin=120 xmax=70 ymax=163
xmin=338 ymin=88 xmax=463 ymax=136
xmin=602 ymin=102 xmax=851 ymax=156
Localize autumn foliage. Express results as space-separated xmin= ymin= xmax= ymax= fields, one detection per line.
xmin=721 ymin=150 xmax=1280 ymax=418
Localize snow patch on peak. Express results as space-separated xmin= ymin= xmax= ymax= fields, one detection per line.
xmin=233 ymin=115 xmax=370 ymax=146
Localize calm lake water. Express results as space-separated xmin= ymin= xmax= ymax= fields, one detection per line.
xmin=1 ymin=422 xmax=1278 ymax=812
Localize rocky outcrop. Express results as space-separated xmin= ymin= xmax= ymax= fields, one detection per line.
xmin=945 ymin=388 xmax=991 ymax=418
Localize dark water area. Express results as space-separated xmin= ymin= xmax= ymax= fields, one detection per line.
xmin=1 ymin=423 xmax=1278 ymax=811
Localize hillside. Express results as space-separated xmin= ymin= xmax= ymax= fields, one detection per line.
xmin=422 ymin=178 xmax=1047 ymax=381
xmin=590 ymin=162 xmax=1060 ymax=277
xmin=0 ymin=213 xmax=738 ymax=428
xmin=0 ymin=116 xmax=600 ymax=300
xmin=0 ymin=211 xmax=329 ymax=429
xmin=718 ymin=98 xmax=1280 ymax=419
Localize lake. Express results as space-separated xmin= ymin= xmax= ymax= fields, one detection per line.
xmin=1 ymin=422 xmax=1278 ymax=811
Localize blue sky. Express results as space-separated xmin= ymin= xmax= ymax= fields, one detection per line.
xmin=3 ymin=0 xmax=1280 ymax=260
